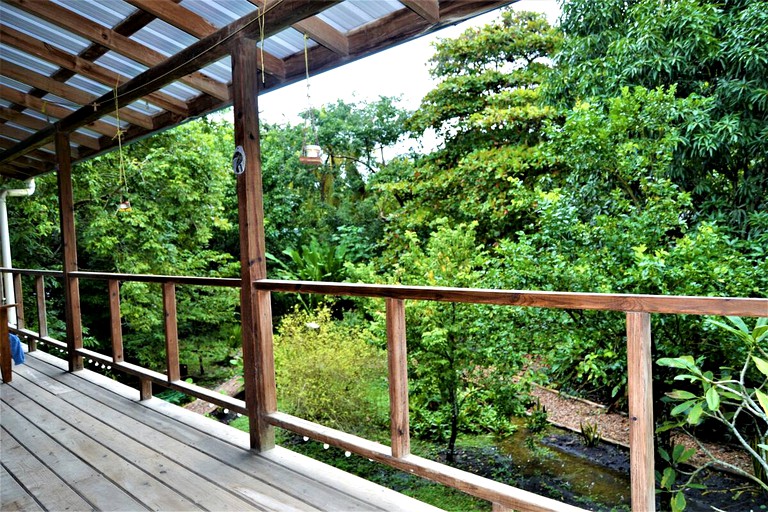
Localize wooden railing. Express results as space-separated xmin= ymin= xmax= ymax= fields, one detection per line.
xmin=1 ymin=268 xmax=246 ymax=414
xmin=253 ymin=279 xmax=768 ymax=512
xmin=3 ymin=267 xmax=767 ymax=512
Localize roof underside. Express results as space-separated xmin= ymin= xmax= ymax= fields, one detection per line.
xmin=0 ymin=0 xmax=513 ymax=181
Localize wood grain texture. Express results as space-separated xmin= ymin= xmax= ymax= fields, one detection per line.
xmin=1 ymin=305 xmax=13 ymax=383
xmin=55 ymin=132 xmax=83 ymax=372
xmin=386 ymin=298 xmax=410 ymax=458
xmin=108 ymin=279 xmax=123 ymax=362
xmin=7 ymin=352 xmax=440 ymax=512
xmin=33 ymin=275 xmax=46 ymax=346
xmin=12 ymin=274 xmax=23 ymax=329
xmin=267 ymin=411 xmax=587 ymax=512
xmin=626 ymin=312 xmax=655 ymax=512
xmin=255 ymin=280 xmax=768 ymax=317
xmin=232 ymin=36 xmax=277 ymax=451
xmin=163 ymin=282 xmax=180 ymax=382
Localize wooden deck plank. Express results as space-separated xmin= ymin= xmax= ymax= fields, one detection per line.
xmin=0 ymin=428 xmax=92 ymax=511
xmin=24 ymin=351 xmax=441 ymax=512
xmin=21 ymin=358 xmax=381 ymax=512
xmin=12 ymin=367 xmax=320 ymax=512
xmin=2 ymin=383 xmax=203 ymax=511
xmin=6 ymin=369 xmax=262 ymax=512
xmin=0 ymin=463 xmax=44 ymax=511
xmin=1 ymin=409 xmax=146 ymax=511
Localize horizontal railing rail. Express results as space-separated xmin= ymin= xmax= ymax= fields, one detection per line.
xmin=255 ymin=278 xmax=768 ymax=512
xmin=256 ymin=279 xmax=768 ymax=316
xmin=1 ymin=267 xmax=246 ymax=414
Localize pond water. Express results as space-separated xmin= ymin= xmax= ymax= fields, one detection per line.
xmin=498 ymin=421 xmax=631 ymax=509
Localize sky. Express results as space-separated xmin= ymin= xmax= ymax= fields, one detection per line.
xmin=256 ymin=0 xmax=561 ymax=126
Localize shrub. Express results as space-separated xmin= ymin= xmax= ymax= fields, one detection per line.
xmin=274 ymin=307 xmax=387 ymax=433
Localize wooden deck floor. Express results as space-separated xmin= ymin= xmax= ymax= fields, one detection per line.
xmin=1 ymin=350 xmax=441 ymax=512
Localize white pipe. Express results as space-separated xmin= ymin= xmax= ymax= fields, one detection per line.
xmin=1 ymin=178 xmax=36 ymax=326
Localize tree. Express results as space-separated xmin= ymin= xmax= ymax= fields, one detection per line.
xmin=385 ymin=10 xmax=561 ymax=244
xmin=548 ymin=0 xmax=768 ymax=236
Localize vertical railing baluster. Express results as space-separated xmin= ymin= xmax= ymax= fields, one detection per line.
xmin=139 ymin=378 xmax=152 ymax=401
xmin=13 ymin=273 xmax=24 ymax=329
xmin=33 ymin=275 xmax=46 ymax=351
xmin=387 ymin=298 xmax=410 ymax=458
xmin=163 ymin=281 xmax=180 ymax=382
xmin=108 ymin=279 xmax=123 ymax=363
xmin=627 ymin=311 xmax=655 ymax=512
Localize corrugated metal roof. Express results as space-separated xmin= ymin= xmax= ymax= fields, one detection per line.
xmin=319 ymin=0 xmax=403 ymax=32
xmin=1 ymin=3 xmax=92 ymax=54
xmin=180 ymin=0 xmax=257 ymax=29
xmin=51 ymin=0 xmax=137 ymax=29
xmin=1 ymin=0 xmax=513 ymax=179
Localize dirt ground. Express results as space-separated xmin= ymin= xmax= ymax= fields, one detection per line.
xmin=529 ymin=384 xmax=754 ymax=475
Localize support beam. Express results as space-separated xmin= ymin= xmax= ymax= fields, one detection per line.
xmin=400 ymin=0 xmax=440 ymax=23
xmin=0 ymin=107 xmax=100 ymax=150
xmin=0 ymin=85 xmax=127 ymax=138
xmin=0 ymin=0 xmax=340 ymax=167
xmin=232 ymin=36 xmax=277 ymax=451
xmin=4 ymin=0 xmax=229 ymax=101
xmin=0 ymin=25 xmax=188 ymax=117
xmin=386 ymin=298 xmax=410 ymax=458
xmin=626 ymin=312 xmax=655 ymax=512
xmin=55 ymin=131 xmax=83 ymax=372
xmin=125 ymin=0 xmax=286 ymax=79
xmin=1 ymin=60 xmax=154 ymax=130
xmin=293 ymin=17 xmax=349 ymax=56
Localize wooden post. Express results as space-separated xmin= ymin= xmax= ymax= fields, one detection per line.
xmin=1 ymin=304 xmax=14 ymax=383
xmin=33 ymin=275 xmax=46 ymax=350
xmin=232 ymin=36 xmax=276 ymax=451
xmin=627 ymin=312 xmax=655 ymax=512
xmin=163 ymin=281 xmax=180 ymax=382
xmin=12 ymin=273 xmax=23 ymax=329
xmin=56 ymin=131 xmax=83 ymax=372
xmin=139 ymin=377 xmax=152 ymax=401
xmin=386 ymin=298 xmax=410 ymax=458
xmin=108 ymin=279 xmax=123 ymax=363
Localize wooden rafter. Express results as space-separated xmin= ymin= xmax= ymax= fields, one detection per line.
xmin=0 ymin=60 xmax=154 ymax=130
xmin=0 ymin=107 xmax=100 ymax=150
xmin=0 ymin=25 xmax=188 ymax=117
xmin=4 ymin=0 xmax=230 ymax=101
xmin=400 ymin=0 xmax=440 ymax=23
xmin=0 ymin=85 xmax=121 ymax=138
xmin=293 ymin=17 xmax=349 ymax=56
xmin=125 ymin=0 xmax=286 ymax=79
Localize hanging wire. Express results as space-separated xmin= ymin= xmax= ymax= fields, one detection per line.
xmin=299 ymin=34 xmax=322 ymax=165
xmin=113 ymin=76 xmax=131 ymax=212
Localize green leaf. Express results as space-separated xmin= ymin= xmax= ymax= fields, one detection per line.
xmin=659 ymin=447 xmax=671 ymax=463
xmin=752 ymin=356 xmax=768 ymax=378
xmin=705 ymin=386 xmax=720 ymax=411
xmin=656 ymin=420 xmax=685 ymax=433
xmin=657 ymin=356 xmax=696 ymax=370
xmin=677 ymin=447 xmax=697 ymax=464
xmin=661 ymin=467 xmax=676 ymax=490
xmin=671 ymin=400 xmax=695 ymax=416
xmin=726 ymin=316 xmax=750 ymax=335
xmin=688 ymin=404 xmax=704 ymax=425
xmin=667 ymin=390 xmax=696 ymax=400
xmin=753 ymin=324 xmax=768 ymax=342
xmin=755 ymin=389 xmax=768 ymax=416
xmin=672 ymin=491 xmax=686 ymax=512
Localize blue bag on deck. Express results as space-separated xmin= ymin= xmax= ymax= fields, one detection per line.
xmin=9 ymin=333 xmax=24 ymax=365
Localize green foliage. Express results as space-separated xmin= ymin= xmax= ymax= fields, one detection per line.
xmin=273 ymin=307 xmax=387 ymax=433
xmin=657 ymin=316 xmax=768 ymax=495
xmin=578 ymin=421 xmax=602 ymax=448
xmin=361 ymin=221 xmax=527 ymax=460
xmin=549 ymin=0 xmax=768 ymax=235
xmin=525 ymin=397 xmax=548 ymax=435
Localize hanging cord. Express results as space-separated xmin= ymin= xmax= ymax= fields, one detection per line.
xmin=259 ymin=0 xmax=267 ymax=84
xmin=303 ymin=34 xmax=319 ymax=149
xmin=102 ymin=0 xmax=279 ymax=110
xmin=113 ymin=77 xmax=129 ymax=202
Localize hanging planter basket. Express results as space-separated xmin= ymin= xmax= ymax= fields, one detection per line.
xmin=117 ymin=199 xmax=132 ymax=213
xmin=299 ymin=144 xmax=323 ymax=166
